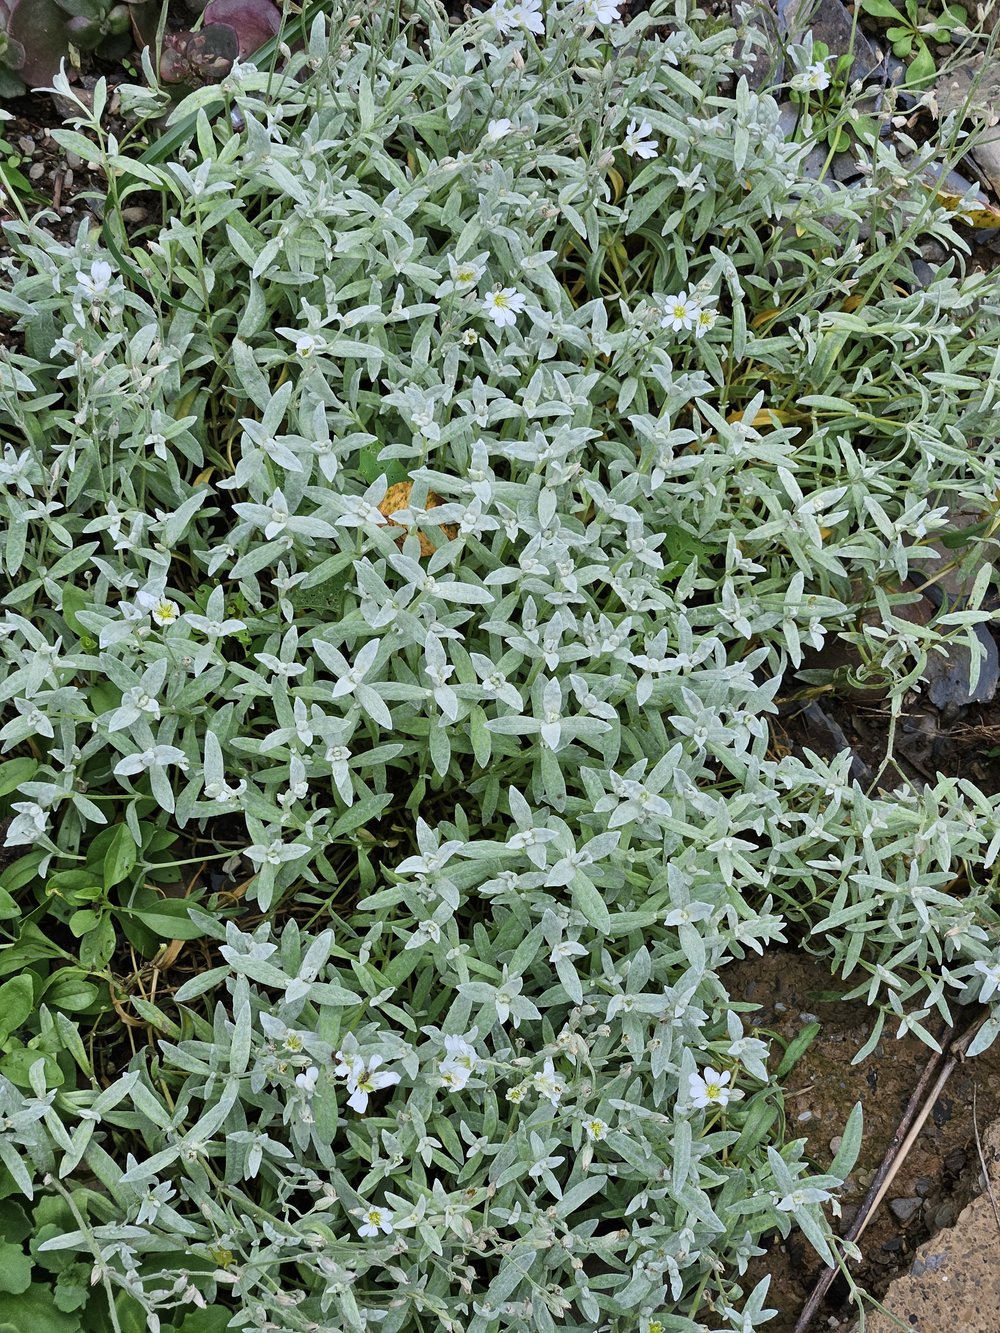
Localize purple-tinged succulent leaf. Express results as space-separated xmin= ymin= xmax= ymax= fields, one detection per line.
xmin=7 ymin=0 xmax=70 ymax=84
xmin=202 ymin=0 xmax=279 ymax=59
xmin=160 ymin=23 xmax=237 ymax=84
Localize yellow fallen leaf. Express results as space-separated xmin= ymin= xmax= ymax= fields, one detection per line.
xmin=378 ymin=480 xmax=458 ymax=557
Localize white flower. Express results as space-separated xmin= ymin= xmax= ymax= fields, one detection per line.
xmin=688 ymin=1066 xmax=733 ymax=1109
xmin=510 ymin=0 xmax=544 ymax=31
xmin=152 ymin=599 xmax=180 ymax=627
xmin=490 ymin=0 xmax=545 ymax=34
xmin=134 ymin=589 xmax=181 ymax=627
xmin=694 ymin=305 xmax=719 ymax=338
xmin=75 ymin=259 xmax=115 ymax=301
xmin=623 ymin=118 xmax=658 ymax=160
xmin=582 ymin=1116 xmax=608 ymax=1141
xmin=660 ymin=290 xmax=701 ymax=332
xmin=487 ymin=118 xmax=514 ymax=141
xmin=295 ymin=1065 xmax=320 ymax=1095
xmin=357 ymin=1205 xmax=394 ymax=1238
xmin=582 ymin=0 xmax=621 ymax=22
xmin=791 ymin=60 xmax=831 ymax=92
xmin=483 ymin=287 xmax=527 ymax=328
xmin=440 ymin=1035 xmax=481 ymax=1091
xmin=532 ymin=1057 xmax=566 ymax=1107
xmin=295 ymin=333 xmax=322 ymax=358
xmin=337 ymin=1054 xmax=401 ymax=1114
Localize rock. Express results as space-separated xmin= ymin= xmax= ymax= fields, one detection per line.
xmin=780 ymin=0 xmax=881 ymax=83
xmin=830 ymin=1135 xmax=843 ymax=1154
xmin=733 ymin=0 xmax=785 ymax=90
xmin=889 ymin=1197 xmax=922 ymax=1223
xmin=932 ymin=56 xmax=1000 ymax=195
xmin=914 ymin=1177 xmax=932 ymax=1198
xmin=933 ymin=1200 xmax=957 ymax=1229
xmin=944 ymin=1148 xmax=967 ymax=1174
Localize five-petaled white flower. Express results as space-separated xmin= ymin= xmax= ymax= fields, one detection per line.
xmin=487 ymin=118 xmax=514 ymax=141
xmin=135 ymin=589 xmax=181 ymax=627
xmin=440 ymin=1034 xmax=481 ymax=1091
xmin=623 ymin=118 xmax=658 ymax=160
xmin=336 ymin=1053 xmax=401 ymax=1113
xmin=357 ymin=1205 xmax=394 ymax=1238
xmin=75 ymin=259 xmax=115 ymax=301
xmin=532 ymin=1057 xmax=566 ymax=1107
xmin=483 ymin=287 xmax=527 ymax=328
xmin=582 ymin=0 xmax=621 ymax=22
xmin=688 ymin=1066 xmax=733 ymax=1109
xmin=660 ymin=290 xmax=701 ymax=332
xmin=694 ymin=305 xmax=719 ymax=338
xmin=490 ymin=0 xmax=545 ymax=34
xmin=791 ymin=60 xmax=831 ymax=92
xmin=582 ymin=1116 xmax=609 ymax=1141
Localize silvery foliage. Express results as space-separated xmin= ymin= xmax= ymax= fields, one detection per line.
xmin=1 ymin=0 xmax=1000 ymax=1326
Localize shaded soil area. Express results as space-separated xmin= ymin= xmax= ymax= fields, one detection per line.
xmin=0 ymin=92 xmax=108 ymax=246
xmin=723 ymin=949 xmax=1000 ymax=1331
xmin=775 ymin=686 xmax=1000 ymax=795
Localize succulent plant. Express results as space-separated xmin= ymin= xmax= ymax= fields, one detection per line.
xmin=60 ymin=0 xmax=133 ymax=55
xmin=158 ymin=0 xmax=281 ymax=88
xmin=0 ymin=0 xmax=136 ymax=92
xmin=0 ymin=4 xmax=26 ymax=97
xmin=159 ymin=24 xmax=238 ymax=84
xmin=0 ymin=0 xmax=281 ymax=98
xmin=201 ymin=0 xmax=280 ymax=61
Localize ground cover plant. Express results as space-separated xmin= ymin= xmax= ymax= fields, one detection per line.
xmin=2 ymin=0 xmax=1000 ymax=1328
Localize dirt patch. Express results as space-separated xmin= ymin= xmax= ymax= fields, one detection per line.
xmin=0 ymin=92 xmax=110 ymax=250
xmin=775 ymin=683 xmax=1000 ymax=796
xmin=722 ymin=949 xmax=1000 ymax=1331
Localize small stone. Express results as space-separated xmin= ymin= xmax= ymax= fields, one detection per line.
xmin=28 ymin=162 xmax=45 ymax=181
xmin=890 ymin=1197 xmax=922 ymax=1223
xmin=914 ymin=1177 xmax=932 ymax=1198
xmin=63 ymin=170 xmax=74 ymax=189
xmin=944 ymin=1148 xmax=967 ymax=1175
xmin=933 ymin=1201 xmax=957 ymax=1230
xmin=121 ymin=206 xmax=148 ymax=224
xmin=774 ymin=1002 xmax=788 ymax=1014
xmin=799 ymin=1012 xmax=820 ymax=1024
xmin=797 ymin=1110 xmax=814 ymax=1122
xmin=64 ymin=151 xmax=83 ymax=169
xmin=830 ymin=1136 xmax=843 ymax=1155
xmin=17 ymin=135 xmax=34 ymax=155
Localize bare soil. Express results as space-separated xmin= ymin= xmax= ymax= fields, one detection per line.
xmin=722 ymin=949 xmax=1000 ymax=1331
